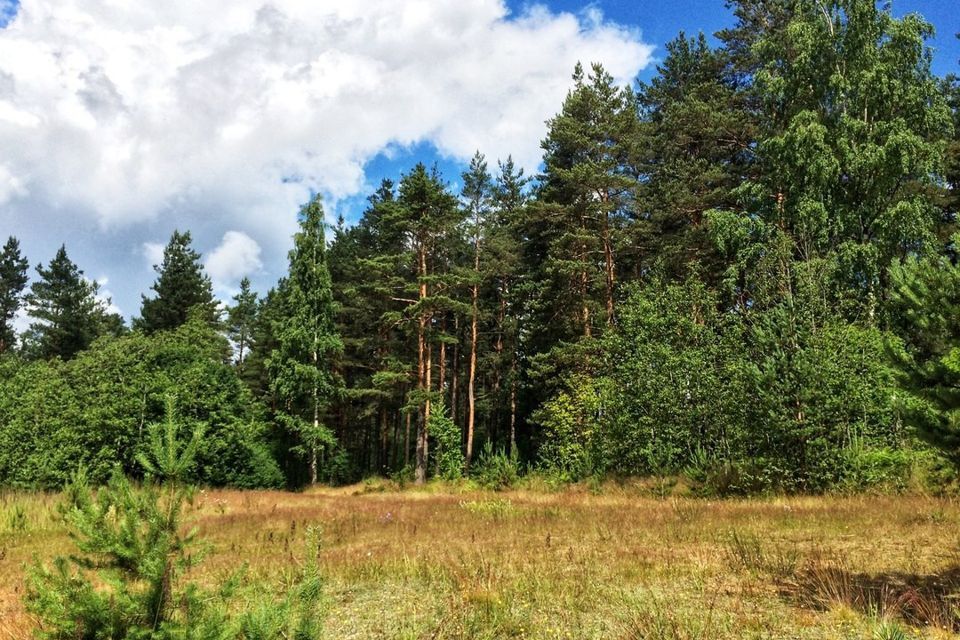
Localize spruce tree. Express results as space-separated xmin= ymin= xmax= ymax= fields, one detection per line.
xmin=137 ymin=230 xmax=218 ymax=334
xmin=23 ymin=245 xmax=118 ymax=360
xmin=0 ymin=235 xmax=29 ymax=353
xmin=269 ymin=195 xmax=343 ymax=485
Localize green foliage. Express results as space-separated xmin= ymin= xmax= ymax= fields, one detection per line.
xmin=428 ymin=402 xmax=463 ymax=481
xmin=888 ymin=243 xmax=960 ymax=462
xmin=533 ymin=374 xmax=606 ymax=482
xmin=137 ymin=230 xmax=218 ymax=334
xmin=533 ymin=275 xmax=907 ymax=493
xmin=26 ymin=408 xmax=323 ymax=639
xmin=471 ymin=441 xmax=521 ymax=491
xmin=0 ymin=235 xmax=29 ymax=353
xmin=227 ymin=277 xmax=259 ymax=375
xmin=268 ymin=194 xmax=343 ymax=486
xmin=23 ymin=245 xmax=123 ymax=361
xmin=26 ymin=407 xmax=216 ymax=639
xmin=0 ymin=318 xmax=282 ymax=489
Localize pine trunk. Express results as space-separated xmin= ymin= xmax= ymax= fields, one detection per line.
xmin=602 ymin=204 xmax=615 ymax=327
xmin=415 ymin=243 xmax=430 ymax=485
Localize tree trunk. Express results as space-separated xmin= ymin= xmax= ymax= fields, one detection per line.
xmin=509 ymin=360 xmax=518 ymax=457
xmin=466 ymin=280 xmax=479 ymax=469
xmin=415 ymin=243 xmax=430 ymax=485
xmin=438 ymin=315 xmax=447 ymax=401
xmin=310 ymin=376 xmax=319 ymax=486
xmin=602 ymin=205 xmax=616 ymax=327
xmin=451 ymin=316 xmax=460 ymax=428
xmin=404 ymin=410 xmax=411 ymax=468
xmin=308 ymin=341 xmax=320 ymax=486
xmin=379 ymin=405 xmax=389 ymax=473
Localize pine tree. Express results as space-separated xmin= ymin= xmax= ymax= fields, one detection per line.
xmin=26 ymin=400 xmax=324 ymax=637
xmin=634 ymin=32 xmax=754 ymax=283
xmin=23 ymin=245 xmax=119 ymax=360
xmin=327 ymin=187 xmax=411 ymax=474
xmin=227 ymin=276 xmax=258 ymax=374
xmin=888 ymin=242 xmax=960 ymax=461
xmin=526 ymin=63 xmax=638 ymax=357
xmin=26 ymin=401 xmax=213 ymax=637
xmin=269 ymin=195 xmax=343 ymax=486
xmin=490 ymin=157 xmax=530 ymax=455
xmin=137 ymin=230 xmax=218 ymax=334
xmin=0 ymin=236 xmax=29 ymax=353
xmin=461 ymin=152 xmax=494 ymax=468
xmin=379 ymin=164 xmax=465 ymax=484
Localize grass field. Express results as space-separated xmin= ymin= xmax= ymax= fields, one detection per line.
xmin=2 ymin=483 xmax=959 ymax=639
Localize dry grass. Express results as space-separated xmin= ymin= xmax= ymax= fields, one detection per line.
xmin=2 ymin=485 xmax=960 ymax=639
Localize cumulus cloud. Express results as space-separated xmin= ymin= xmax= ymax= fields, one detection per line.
xmin=0 ymin=1 xmax=651 ymax=226
xmin=205 ymin=230 xmax=263 ymax=291
xmin=0 ymin=162 xmax=26 ymax=205
xmin=142 ymin=242 xmax=165 ymax=270
xmin=92 ymin=276 xmax=123 ymax=316
xmin=0 ymin=0 xmax=653 ymax=316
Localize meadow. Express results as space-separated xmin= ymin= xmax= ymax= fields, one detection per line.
xmin=1 ymin=483 xmax=959 ymax=639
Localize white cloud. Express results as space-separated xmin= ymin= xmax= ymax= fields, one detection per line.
xmin=92 ymin=276 xmax=123 ymax=316
xmin=205 ymin=230 xmax=262 ymax=291
xmin=0 ymin=1 xmax=652 ymax=232
xmin=0 ymin=162 xmax=26 ymax=205
xmin=142 ymin=242 xmax=165 ymax=269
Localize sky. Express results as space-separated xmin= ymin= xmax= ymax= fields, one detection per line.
xmin=0 ymin=0 xmax=957 ymax=323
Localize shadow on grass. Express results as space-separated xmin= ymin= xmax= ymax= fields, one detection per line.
xmin=781 ymin=552 xmax=960 ymax=632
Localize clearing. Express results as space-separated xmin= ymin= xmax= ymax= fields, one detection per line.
xmin=1 ymin=486 xmax=958 ymax=639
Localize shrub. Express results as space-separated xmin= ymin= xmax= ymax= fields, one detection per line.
xmin=472 ymin=441 xmax=521 ymax=491
xmin=429 ymin=402 xmax=463 ymax=481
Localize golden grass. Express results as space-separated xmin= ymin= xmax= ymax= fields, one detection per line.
xmin=2 ymin=485 xmax=959 ymax=639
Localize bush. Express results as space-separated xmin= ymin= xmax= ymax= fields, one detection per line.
xmin=0 ymin=319 xmax=283 ymax=489
xmin=472 ymin=441 xmax=521 ymax=491
xmin=429 ymin=402 xmax=463 ymax=480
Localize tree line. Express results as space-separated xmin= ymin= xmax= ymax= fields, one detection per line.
xmin=1 ymin=0 xmax=959 ymax=493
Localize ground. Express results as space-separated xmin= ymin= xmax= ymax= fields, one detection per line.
xmin=1 ymin=483 xmax=959 ymax=639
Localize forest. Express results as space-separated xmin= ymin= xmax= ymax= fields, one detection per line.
xmin=0 ymin=0 xmax=959 ymax=498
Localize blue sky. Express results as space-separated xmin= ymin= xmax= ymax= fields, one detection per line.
xmin=0 ymin=0 xmax=956 ymax=322
xmin=336 ymin=0 xmax=960 ymax=222
xmin=513 ymin=1 xmax=959 ymax=77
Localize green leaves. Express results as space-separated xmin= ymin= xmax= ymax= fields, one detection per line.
xmin=0 ymin=318 xmax=282 ymax=489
